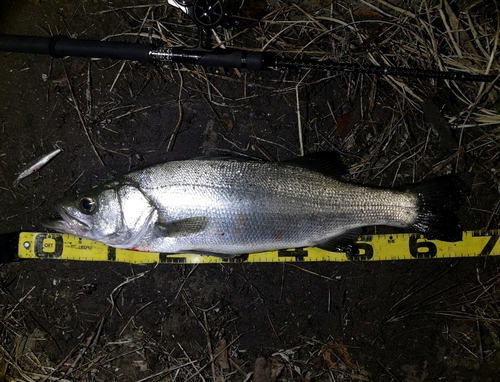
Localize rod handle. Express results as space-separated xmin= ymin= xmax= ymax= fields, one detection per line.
xmin=168 ymin=47 xmax=275 ymax=71
xmin=0 ymin=34 xmax=152 ymax=63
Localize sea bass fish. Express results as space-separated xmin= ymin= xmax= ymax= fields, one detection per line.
xmin=44 ymin=152 xmax=464 ymax=257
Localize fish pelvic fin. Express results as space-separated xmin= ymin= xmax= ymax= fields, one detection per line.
xmin=316 ymin=228 xmax=362 ymax=254
xmin=404 ymin=174 xmax=467 ymax=242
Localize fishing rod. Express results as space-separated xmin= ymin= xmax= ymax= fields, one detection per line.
xmin=0 ymin=0 xmax=497 ymax=82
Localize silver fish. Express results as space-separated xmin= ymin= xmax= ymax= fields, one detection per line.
xmin=14 ymin=148 xmax=62 ymax=187
xmin=44 ymin=153 xmax=464 ymax=257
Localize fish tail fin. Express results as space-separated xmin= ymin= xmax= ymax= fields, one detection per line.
xmin=405 ymin=174 xmax=467 ymax=242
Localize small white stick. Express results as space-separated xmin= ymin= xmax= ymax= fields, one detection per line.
xmin=13 ymin=148 xmax=62 ymax=187
xmin=295 ymin=70 xmax=310 ymax=157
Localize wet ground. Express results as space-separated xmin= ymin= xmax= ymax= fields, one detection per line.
xmin=1 ymin=0 xmax=500 ymax=381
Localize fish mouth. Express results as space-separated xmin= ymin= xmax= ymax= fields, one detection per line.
xmin=43 ymin=206 xmax=91 ymax=236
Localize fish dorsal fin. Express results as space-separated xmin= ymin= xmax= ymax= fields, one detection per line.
xmin=316 ymin=228 xmax=362 ymax=254
xmin=284 ymin=151 xmax=348 ymax=178
xmin=193 ymin=155 xmax=260 ymax=162
xmin=155 ymin=217 xmax=209 ymax=238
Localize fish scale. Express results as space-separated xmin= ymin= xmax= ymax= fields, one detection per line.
xmin=122 ymin=159 xmax=419 ymax=254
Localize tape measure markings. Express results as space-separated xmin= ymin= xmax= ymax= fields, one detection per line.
xmin=18 ymin=231 xmax=500 ymax=264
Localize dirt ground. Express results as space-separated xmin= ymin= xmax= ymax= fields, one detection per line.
xmin=1 ymin=0 xmax=500 ymax=381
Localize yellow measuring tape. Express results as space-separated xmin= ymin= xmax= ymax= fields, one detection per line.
xmin=17 ymin=230 xmax=500 ymax=264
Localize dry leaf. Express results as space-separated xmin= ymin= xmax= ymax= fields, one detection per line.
xmin=322 ymin=342 xmax=357 ymax=371
xmin=335 ymin=112 xmax=353 ymax=140
xmin=215 ymin=338 xmax=230 ymax=371
xmin=352 ymin=9 xmax=386 ymax=21
xmin=253 ymin=357 xmax=284 ymax=382
xmin=132 ymin=360 xmax=149 ymax=372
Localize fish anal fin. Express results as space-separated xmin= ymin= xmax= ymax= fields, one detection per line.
xmin=180 ymin=250 xmax=242 ymax=259
xmin=316 ymin=228 xmax=362 ymax=254
xmin=155 ymin=217 xmax=209 ymax=238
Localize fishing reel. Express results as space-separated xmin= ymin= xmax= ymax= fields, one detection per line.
xmin=167 ymin=0 xmax=244 ymax=29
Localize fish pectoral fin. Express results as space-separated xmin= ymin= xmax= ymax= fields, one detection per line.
xmin=154 ymin=217 xmax=209 ymax=237
xmin=316 ymin=228 xmax=362 ymax=254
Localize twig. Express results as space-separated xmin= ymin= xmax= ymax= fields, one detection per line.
xmin=109 ymin=268 xmax=152 ymax=317
xmin=0 ymin=344 xmax=37 ymax=382
xmin=113 ymin=105 xmax=152 ymax=120
xmin=110 ymin=6 xmax=152 ymax=92
xmin=86 ymin=60 xmax=92 ymax=118
xmin=178 ymin=342 xmax=207 ymax=382
xmin=167 ymin=65 xmax=184 ymax=152
xmin=484 ymin=199 xmax=500 ymax=231
xmin=64 ymin=318 xmax=104 ymax=377
xmin=203 ymin=311 xmax=217 ymax=382
xmin=285 ymin=263 xmax=337 ymax=281
xmin=174 ymin=264 xmax=199 ymax=302
xmin=118 ymin=301 xmax=155 ymax=337
xmin=295 ymin=70 xmax=310 ymax=157
xmin=4 ymin=286 xmax=35 ymax=321
xmin=63 ymin=65 xmax=105 ymax=166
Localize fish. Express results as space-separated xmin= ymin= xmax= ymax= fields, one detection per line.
xmin=13 ymin=148 xmax=62 ymax=187
xmin=44 ymin=152 xmax=465 ymax=257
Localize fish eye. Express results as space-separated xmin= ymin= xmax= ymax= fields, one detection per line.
xmin=79 ymin=197 xmax=97 ymax=214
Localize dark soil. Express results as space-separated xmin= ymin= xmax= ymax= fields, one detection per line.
xmin=1 ymin=1 xmax=500 ymax=381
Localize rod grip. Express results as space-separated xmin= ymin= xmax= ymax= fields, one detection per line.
xmin=0 ymin=34 xmax=152 ymax=62
xmin=170 ymin=48 xmax=275 ymax=71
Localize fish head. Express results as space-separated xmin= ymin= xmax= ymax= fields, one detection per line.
xmin=45 ymin=181 xmax=157 ymax=248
